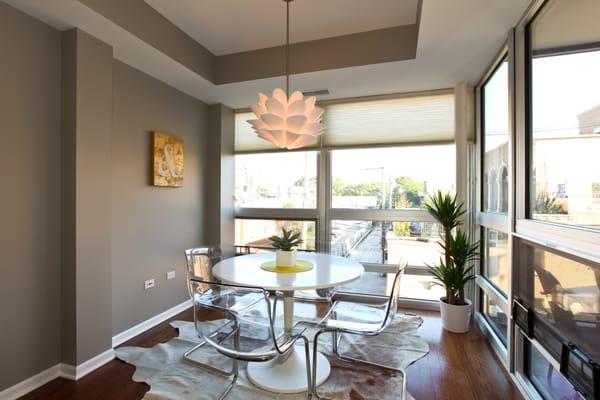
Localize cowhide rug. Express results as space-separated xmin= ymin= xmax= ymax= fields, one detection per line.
xmin=116 ymin=306 xmax=428 ymax=400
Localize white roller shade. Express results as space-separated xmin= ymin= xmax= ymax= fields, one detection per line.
xmin=323 ymin=92 xmax=455 ymax=147
xmin=532 ymin=0 xmax=600 ymax=52
xmin=235 ymin=91 xmax=454 ymax=152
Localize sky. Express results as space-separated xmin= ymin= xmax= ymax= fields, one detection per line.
xmin=532 ymin=50 xmax=600 ymax=137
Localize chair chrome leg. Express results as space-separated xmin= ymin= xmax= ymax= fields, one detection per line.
xmin=217 ymin=377 xmax=236 ymax=400
xmin=299 ymin=335 xmax=312 ymax=396
xmin=310 ymin=329 xmax=333 ymax=400
xmin=183 ymin=328 xmax=242 ymax=399
xmin=332 ymin=330 xmax=340 ymax=354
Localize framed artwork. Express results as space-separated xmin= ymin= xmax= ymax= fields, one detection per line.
xmin=152 ymin=131 xmax=184 ymax=187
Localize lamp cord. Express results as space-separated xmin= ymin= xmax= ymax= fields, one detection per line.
xmin=285 ymin=0 xmax=290 ymax=96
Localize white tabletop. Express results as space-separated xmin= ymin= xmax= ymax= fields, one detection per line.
xmin=212 ymin=252 xmax=364 ymax=292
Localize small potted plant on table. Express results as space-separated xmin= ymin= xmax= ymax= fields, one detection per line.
xmin=425 ymin=191 xmax=480 ymax=333
xmin=269 ymin=227 xmax=303 ymax=267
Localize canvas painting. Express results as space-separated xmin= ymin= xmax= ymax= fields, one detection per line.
xmin=152 ymin=132 xmax=184 ymax=187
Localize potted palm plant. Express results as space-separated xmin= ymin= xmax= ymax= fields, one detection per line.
xmin=269 ymin=227 xmax=303 ymax=267
xmin=425 ymin=191 xmax=479 ymax=333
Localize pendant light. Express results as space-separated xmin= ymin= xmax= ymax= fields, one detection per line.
xmin=247 ymin=0 xmax=325 ymax=149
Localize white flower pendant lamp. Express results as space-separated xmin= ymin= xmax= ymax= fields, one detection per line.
xmin=247 ymin=0 xmax=325 ymax=149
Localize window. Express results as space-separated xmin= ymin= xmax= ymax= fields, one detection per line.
xmin=482 ymin=59 xmax=509 ymax=214
xmin=339 ymin=271 xmax=444 ymax=301
xmin=481 ymin=290 xmax=508 ymax=345
xmin=234 ymin=91 xmax=456 ymax=305
xmin=477 ymin=50 xmax=511 ymax=352
xmin=515 ymin=240 xmax=600 ymax=368
xmin=235 ymin=219 xmax=316 ymax=251
xmin=235 ymin=152 xmax=317 ymax=209
xmin=330 ymin=220 xmax=442 ymax=267
xmin=527 ymin=343 xmax=584 ymax=400
xmin=331 ymin=145 xmax=455 ymax=210
xmin=481 ymin=228 xmax=509 ymax=295
xmin=528 ymin=1 xmax=600 ymax=230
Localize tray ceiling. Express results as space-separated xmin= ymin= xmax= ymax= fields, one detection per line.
xmin=144 ymin=0 xmax=419 ymax=55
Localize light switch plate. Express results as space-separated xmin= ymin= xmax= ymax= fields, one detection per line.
xmin=166 ymin=270 xmax=176 ymax=280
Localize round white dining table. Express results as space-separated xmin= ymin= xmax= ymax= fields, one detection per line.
xmin=212 ymin=252 xmax=364 ymax=394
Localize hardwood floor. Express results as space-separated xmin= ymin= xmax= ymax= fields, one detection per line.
xmin=20 ymin=308 xmax=522 ymax=400
xmin=406 ymin=311 xmax=521 ymax=400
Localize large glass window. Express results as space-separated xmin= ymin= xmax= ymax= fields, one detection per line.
xmin=233 ymin=91 xmax=456 ymax=304
xmin=515 ymin=241 xmax=600 ymax=361
xmin=331 ymin=145 xmax=455 ymax=209
xmin=339 ymin=271 xmax=444 ymax=301
xmin=330 ymin=220 xmax=442 ymax=267
xmin=529 ymin=1 xmax=600 ymax=230
xmin=481 ymin=228 xmax=509 ymax=295
xmin=235 ymin=151 xmax=317 ymax=208
xmin=482 ymin=59 xmax=509 ymax=214
xmin=527 ymin=343 xmax=584 ymax=400
xmin=481 ymin=290 xmax=508 ymax=345
xmin=477 ymin=52 xmax=511 ymax=352
xmin=235 ymin=219 xmax=316 ymax=251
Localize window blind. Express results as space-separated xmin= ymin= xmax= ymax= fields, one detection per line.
xmin=322 ymin=92 xmax=454 ymax=147
xmin=235 ymin=91 xmax=454 ymax=152
xmin=531 ymin=0 xmax=600 ymax=53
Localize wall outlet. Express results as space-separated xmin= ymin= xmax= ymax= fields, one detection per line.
xmin=144 ymin=279 xmax=155 ymax=290
xmin=166 ymin=270 xmax=176 ymax=280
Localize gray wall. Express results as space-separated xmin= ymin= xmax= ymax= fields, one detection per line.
xmin=0 ymin=2 xmax=211 ymax=390
xmin=111 ymin=60 xmax=208 ymax=335
xmin=0 ymin=1 xmax=62 ymax=390
xmin=205 ymin=104 xmax=235 ymax=257
xmin=61 ymin=28 xmax=114 ymax=365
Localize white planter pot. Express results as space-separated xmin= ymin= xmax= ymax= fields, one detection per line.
xmin=276 ymin=250 xmax=297 ymax=267
xmin=439 ymin=298 xmax=472 ymax=333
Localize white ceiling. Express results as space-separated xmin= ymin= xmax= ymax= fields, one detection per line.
xmin=3 ymin=0 xmax=531 ymax=109
xmin=145 ymin=0 xmax=419 ymax=55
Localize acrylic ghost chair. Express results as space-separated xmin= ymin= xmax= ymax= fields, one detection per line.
xmin=185 ymin=277 xmax=312 ymax=399
xmin=184 ymin=247 xmax=273 ymax=389
xmin=185 ymin=246 xmax=263 ymax=313
xmin=308 ymin=259 xmax=408 ymax=400
xmin=185 ymin=246 xmax=223 ymax=296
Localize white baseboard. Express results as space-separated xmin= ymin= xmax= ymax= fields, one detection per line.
xmin=0 ymin=364 xmax=61 ymax=400
xmin=112 ymin=299 xmax=192 ymax=347
xmin=59 ymin=348 xmax=115 ymax=380
xmin=1 ymin=299 xmax=191 ymax=400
